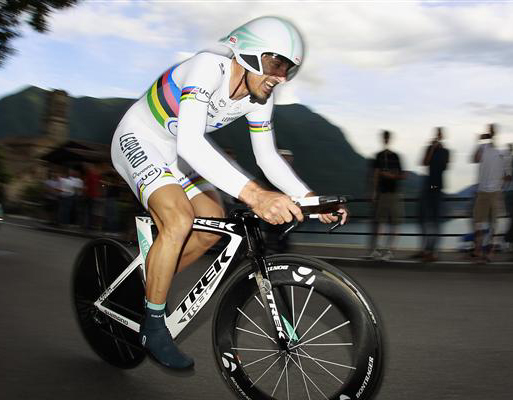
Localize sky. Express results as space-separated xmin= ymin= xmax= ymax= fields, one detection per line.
xmin=1 ymin=0 xmax=513 ymax=193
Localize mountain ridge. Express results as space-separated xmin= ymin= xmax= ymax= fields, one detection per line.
xmin=0 ymin=85 xmax=422 ymax=196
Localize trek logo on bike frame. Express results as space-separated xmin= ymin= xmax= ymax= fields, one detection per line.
xmin=193 ymin=218 xmax=236 ymax=232
xmin=266 ymin=292 xmax=287 ymax=340
xmin=177 ymin=247 xmax=233 ymax=323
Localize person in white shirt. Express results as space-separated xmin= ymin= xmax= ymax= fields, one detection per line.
xmin=471 ymin=124 xmax=512 ymax=261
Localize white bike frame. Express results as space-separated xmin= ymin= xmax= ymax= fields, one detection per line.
xmin=91 ymin=195 xmax=344 ymax=341
xmin=93 ymin=215 xmax=244 ymax=339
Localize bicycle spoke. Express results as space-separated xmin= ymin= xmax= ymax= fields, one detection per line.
xmin=237 ymin=307 xmax=276 ymax=344
xmin=298 ymin=347 xmax=345 ymax=384
xmin=254 ymin=295 xmax=265 ymax=309
xmin=249 ymin=352 xmax=283 ymax=388
xmin=232 ymin=347 xmax=280 ymax=353
xmin=290 ymin=350 xmax=328 ymax=400
xmin=97 ymin=325 xmax=140 ymax=350
xmin=296 ymin=351 xmax=356 ymax=370
xmin=297 ymin=303 xmax=332 ymax=343
xmin=287 ymin=286 xmax=314 ymax=346
xmin=236 ymin=326 xmax=271 ymax=340
xmin=93 ymin=246 xmax=108 ymax=293
xmin=302 ymin=342 xmax=353 ymax=347
xmin=271 ymin=354 xmax=291 ymax=398
xmin=285 ymin=353 xmax=290 ymax=400
xmin=242 ymin=351 xmax=280 ymax=368
xmin=291 ymin=320 xmax=351 ymax=351
xmin=294 ymin=350 xmax=312 ymax=400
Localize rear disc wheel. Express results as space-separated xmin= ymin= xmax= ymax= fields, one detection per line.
xmin=72 ymin=238 xmax=146 ymax=368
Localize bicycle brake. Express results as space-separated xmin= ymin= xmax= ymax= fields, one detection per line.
xmin=328 ymin=213 xmax=343 ymax=233
xmin=278 ymin=219 xmax=300 ymax=241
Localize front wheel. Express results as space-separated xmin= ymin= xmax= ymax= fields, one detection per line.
xmin=212 ymin=255 xmax=383 ymax=400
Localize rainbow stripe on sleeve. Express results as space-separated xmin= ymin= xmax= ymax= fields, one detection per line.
xmin=146 ymin=65 xmax=181 ymax=127
xmin=180 ymin=86 xmax=199 ymax=102
xmin=248 ymin=121 xmax=273 ymax=133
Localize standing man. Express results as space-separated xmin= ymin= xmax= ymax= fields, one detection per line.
xmin=111 ymin=16 xmax=346 ymax=369
xmin=503 ymin=143 xmax=513 ymax=248
xmin=369 ymin=130 xmax=405 ymax=261
xmin=416 ymin=127 xmax=450 ymax=262
xmin=471 ymin=123 xmax=511 ymax=262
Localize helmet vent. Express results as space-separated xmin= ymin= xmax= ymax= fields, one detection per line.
xmin=240 ymin=54 xmax=260 ymax=73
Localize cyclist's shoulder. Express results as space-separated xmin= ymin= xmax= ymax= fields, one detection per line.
xmin=180 ymin=47 xmax=232 ymax=74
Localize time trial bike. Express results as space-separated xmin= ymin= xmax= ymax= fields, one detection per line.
xmin=72 ymin=195 xmax=383 ymax=400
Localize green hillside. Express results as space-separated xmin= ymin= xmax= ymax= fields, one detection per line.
xmin=69 ymin=96 xmax=135 ymax=143
xmin=0 ymin=85 xmax=421 ymax=197
xmin=0 ymin=85 xmax=135 ymax=142
xmin=212 ymin=104 xmax=369 ymax=195
xmin=0 ymin=86 xmax=47 ymax=137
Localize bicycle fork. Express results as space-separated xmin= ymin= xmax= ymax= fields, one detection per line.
xmin=243 ymin=217 xmax=299 ymax=352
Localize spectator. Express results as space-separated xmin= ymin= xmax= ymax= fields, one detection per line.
xmin=103 ymin=172 xmax=121 ymax=233
xmin=69 ymin=167 xmax=84 ymax=226
xmin=471 ymin=123 xmax=512 ymax=262
xmin=369 ymin=130 xmax=405 ymax=261
xmin=83 ymin=163 xmax=102 ymax=230
xmin=58 ymin=167 xmax=74 ymax=225
xmin=415 ymin=127 xmax=450 ymax=262
xmin=43 ymin=168 xmax=60 ymax=225
xmin=503 ymin=143 xmax=513 ymax=248
xmin=58 ymin=167 xmax=83 ymax=226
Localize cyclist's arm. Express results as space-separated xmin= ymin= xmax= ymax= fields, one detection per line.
xmin=246 ymin=103 xmax=311 ymax=198
xmin=176 ymin=54 xmax=250 ymax=198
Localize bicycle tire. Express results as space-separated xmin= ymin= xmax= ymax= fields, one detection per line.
xmin=212 ymin=254 xmax=383 ymax=400
xmin=72 ymin=238 xmax=146 ymax=369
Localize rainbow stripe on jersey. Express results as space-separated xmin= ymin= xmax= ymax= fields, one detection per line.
xmin=146 ymin=65 xmax=181 ymax=127
xmin=248 ymin=121 xmax=273 ymax=134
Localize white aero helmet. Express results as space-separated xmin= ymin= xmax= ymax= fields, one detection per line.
xmin=219 ymin=16 xmax=304 ymax=80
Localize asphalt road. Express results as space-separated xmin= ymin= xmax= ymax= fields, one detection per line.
xmin=1 ymin=222 xmax=512 ymax=400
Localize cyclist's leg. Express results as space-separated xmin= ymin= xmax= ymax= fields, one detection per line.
xmin=175 ymin=190 xmax=225 ymax=273
xmin=111 ymin=110 xmax=194 ymax=368
xmin=146 ymin=184 xmax=194 ymax=304
xmin=162 ymin=158 xmax=225 ymax=273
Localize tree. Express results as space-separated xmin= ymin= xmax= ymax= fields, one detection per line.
xmin=0 ymin=0 xmax=80 ymax=67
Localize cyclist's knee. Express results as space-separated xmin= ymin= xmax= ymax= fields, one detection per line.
xmin=152 ymin=202 xmax=194 ymax=244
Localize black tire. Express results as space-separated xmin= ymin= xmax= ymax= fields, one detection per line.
xmin=212 ymin=254 xmax=383 ymax=400
xmin=72 ymin=238 xmax=146 ymax=368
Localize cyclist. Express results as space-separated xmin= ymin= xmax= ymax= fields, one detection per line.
xmin=111 ymin=16 xmax=346 ymax=369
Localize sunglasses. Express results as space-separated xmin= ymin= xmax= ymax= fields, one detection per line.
xmin=261 ymin=53 xmax=297 ymax=80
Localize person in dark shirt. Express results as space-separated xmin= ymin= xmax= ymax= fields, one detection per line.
xmin=415 ymin=127 xmax=450 ymax=262
xmin=369 ymin=130 xmax=405 ymax=261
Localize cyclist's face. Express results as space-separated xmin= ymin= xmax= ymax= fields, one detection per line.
xmin=261 ymin=53 xmax=294 ymax=78
xmin=247 ymin=54 xmax=293 ymax=102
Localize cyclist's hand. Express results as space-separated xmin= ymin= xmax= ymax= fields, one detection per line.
xmin=304 ymin=192 xmax=349 ymax=225
xmin=318 ymin=206 xmax=349 ymax=225
xmin=239 ymin=181 xmax=303 ymax=224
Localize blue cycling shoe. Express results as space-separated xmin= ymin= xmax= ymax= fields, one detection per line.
xmin=139 ymin=308 xmax=194 ymax=369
